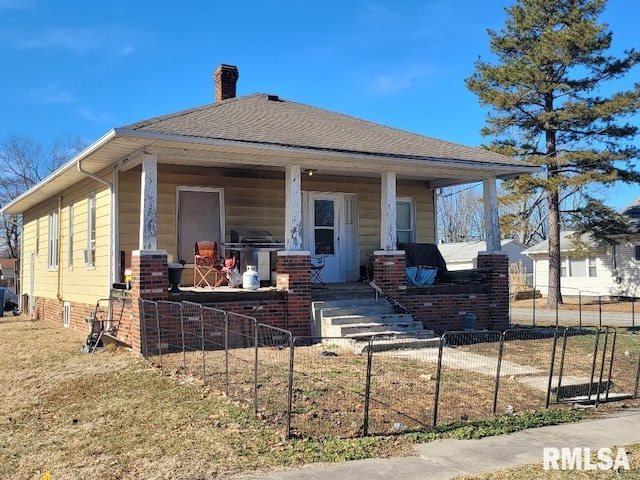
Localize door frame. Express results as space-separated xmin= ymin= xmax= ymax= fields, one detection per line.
xmin=303 ymin=191 xmax=359 ymax=283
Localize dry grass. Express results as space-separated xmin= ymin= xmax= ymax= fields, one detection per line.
xmin=0 ymin=316 xmax=409 ymax=480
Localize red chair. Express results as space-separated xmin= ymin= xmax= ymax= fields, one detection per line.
xmin=193 ymin=241 xmax=226 ymax=288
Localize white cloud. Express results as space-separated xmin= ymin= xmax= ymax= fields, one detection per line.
xmin=28 ymin=84 xmax=76 ymax=104
xmin=17 ymin=26 xmax=135 ymax=56
xmin=370 ymin=66 xmax=429 ymax=94
xmin=76 ymin=107 xmax=113 ymax=124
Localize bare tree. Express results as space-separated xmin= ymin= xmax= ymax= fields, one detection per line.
xmin=0 ymin=134 xmax=85 ymax=258
xmin=437 ymin=185 xmax=485 ymax=243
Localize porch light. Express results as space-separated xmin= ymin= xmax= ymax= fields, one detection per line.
xmin=305 ymin=169 xmax=316 ymax=176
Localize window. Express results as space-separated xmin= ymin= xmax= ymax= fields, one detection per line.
xmin=47 ymin=210 xmax=59 ymax=270
xmin=35 ymin=218 xmax=40 ymax=256
xmin=396 ymin=198 xmax=415 ymax=245
xmin=634 ymin=245 xmax=640 ymax=261
xmin=560 ymin=255 xmax=597 ymax=277
xmin=68 ymin=203 xmax=74 ymax=268
xmin=86 ymin=193 xmax=96 ymax=267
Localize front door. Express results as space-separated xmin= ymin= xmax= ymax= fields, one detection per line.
xmin=177 ymin=187 xmax=224 ymax=265
xmin=304 ymin=192 xmax=358 ymax=283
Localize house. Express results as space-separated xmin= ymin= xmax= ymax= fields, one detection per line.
xmin=523 ymin=226 xmax=640 ymax=298
xmin=438 ymin=239 xmax=532 ymax=272
xmin=1 ymin=64 xmax=538 ymax=352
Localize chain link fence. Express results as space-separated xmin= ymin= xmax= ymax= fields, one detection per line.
xmin=139 ymin=299 xmax=640 ymax=439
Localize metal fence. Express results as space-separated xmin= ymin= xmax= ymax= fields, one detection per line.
xmin=510 ymin=283 xmax=640 ymax=329
xmin=140 ymin=299 xmax=640 ymax=439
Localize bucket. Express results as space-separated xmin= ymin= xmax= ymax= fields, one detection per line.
xmin=243 ymin=265 xmax=260 ymax=290
xmin=462 ymin=312 xmax=476 ymax=331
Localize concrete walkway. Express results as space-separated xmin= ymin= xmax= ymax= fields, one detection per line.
xmin=244 ymin=409 xmax=640 ymax=479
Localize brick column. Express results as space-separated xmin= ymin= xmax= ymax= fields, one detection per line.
xmin=126 ymin=249 xmax=169 ymax=354
xmin=373 ymin=250 xmax=406 ymax=298
xmin=477 ymin=252 xmax=509 ymax=330
xmin=276 ymin=251 xmax=311 ymax=337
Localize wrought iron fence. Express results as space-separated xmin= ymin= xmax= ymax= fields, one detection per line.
xmin=139 ymin=299 xmax=640 ymax=440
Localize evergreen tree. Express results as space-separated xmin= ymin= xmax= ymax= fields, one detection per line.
xmin=466 ymin=0 xmax=640 ymax=306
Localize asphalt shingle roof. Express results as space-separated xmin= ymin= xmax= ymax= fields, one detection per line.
xmin=120 ymin=93 xmax=526 ymax=166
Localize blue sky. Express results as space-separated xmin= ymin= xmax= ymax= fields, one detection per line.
xmin=1 ymin=0 xmax=638 ymax=208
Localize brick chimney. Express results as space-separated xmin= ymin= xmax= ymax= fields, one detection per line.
xmin=214 ymin=64 xmax=239 ymax=101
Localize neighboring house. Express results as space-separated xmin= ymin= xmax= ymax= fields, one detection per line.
xmin=0 ymin=258 xmax=17 ymax=291
xmin=438 ymin=239 xmax=532 ymax=272
xmin=1 ymin=64 xmax=537 ymax=350
xmin=523 ymin=227 xmax=640 ymax=298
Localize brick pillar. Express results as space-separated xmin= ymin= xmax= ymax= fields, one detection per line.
xmin=276 ymin=251 xmax=311 ymax=337
xmin=477 ymin=252 xmax=509 ymax=330
xmin=126 ymin=249 xmax=169 ymax=354
xmin=373 ymin=250 xmax=406 ymax=298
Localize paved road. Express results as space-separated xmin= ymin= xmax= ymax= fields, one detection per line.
xmin=239 ymin=409 xmax=640 ymax=479
xmin=510 ymin=308 xmax=640 ymax=328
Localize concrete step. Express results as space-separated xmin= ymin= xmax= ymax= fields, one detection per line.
xmin=322 ymin=313 xmax=416 ymax=326
xmin=334 ymin=321 xmax=426 ymax=336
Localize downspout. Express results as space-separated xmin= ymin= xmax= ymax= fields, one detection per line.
xmin=57 ymin=196 xmax=63 ymax=301
xmin=77 ymin=159 xmax=114 ymax=295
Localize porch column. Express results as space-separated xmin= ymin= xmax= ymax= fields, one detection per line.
xmin=380 ymin=171 xmax=397 ymax=250
xmin=139 ymin=153 xmax=158 ymax=250
xmin=285 ymin=165 xmax=303 ymax=251
xmin=483 ymin=177 xmax=501 ymax=252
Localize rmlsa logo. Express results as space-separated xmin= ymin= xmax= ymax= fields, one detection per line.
xmin=543 ymin=447 xmax=630 ymax=471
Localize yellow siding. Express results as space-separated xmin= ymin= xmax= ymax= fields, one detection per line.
xmin=118 ymin=166 xmax=434 ymax=269
xmin=21 ymin=170 xmax=112 ymax=307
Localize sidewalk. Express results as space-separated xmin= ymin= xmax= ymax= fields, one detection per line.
xmin=245 ymin=409 xmax=640 ymax=479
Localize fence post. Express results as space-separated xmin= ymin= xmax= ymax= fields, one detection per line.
xmin=200 ymin=305 xmax=206 ymax=383
xmin=363 ymin=337 xmax=375 ymax=436
xmin=492 ymin=332 xmax=505 ymax=415
xmin=254 ymin=321 xmax=259 ymax=414
xmin=595 ymin=329 xmax=609 ymax=407
xmin=555 ymin=328 xmax=570 ymax=403
xmin=578 ymin=291 xmax=582 ymax=328
xmin=286 ymin=339 xmax=296 ymax=440
xmin=532 ymin=285 xmax=536 ymax=326
xmin=181 ymin=304 xmax=187 ymax=369
xmin=156 ymin=302 xmax=163 ymax=367
xmin=587 ymin=330 xmax=601 ymax=402
xmin=598 ymin=296 xmax=602 ymax=328
xmin=633 ymin=298 xmax=636 ymax=332
xmin=224 ymin=312 xmax=230 ymax=396
xmin=634 ymin=345 xmax=640 ymax=398
xmin=605 ymin=330 xmax=616 ymax=403
xmin=432 ymin=335 xmax=445 ymax=427
xmin=545 ymin=329 xmax=559 ymax=408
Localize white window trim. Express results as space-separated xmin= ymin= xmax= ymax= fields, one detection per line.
xmin=85 ymin=192 xmax=96 ymax=269
xmin=396 ymin=197 xmax=415 ymax=244
xmin=560 ymin=255 xmax=597 ymax=278
xmin=47 ymin=210 xmax=59 ymax=270
xmin=68 ymin=203 xmax=74 ymax=270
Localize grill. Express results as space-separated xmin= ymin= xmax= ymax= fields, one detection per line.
xmin=225 ymin=230 xmax=285 ymax=286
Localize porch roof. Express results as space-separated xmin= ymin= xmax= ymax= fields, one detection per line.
xmin=2 ymin=93 xmax=539 ymax=215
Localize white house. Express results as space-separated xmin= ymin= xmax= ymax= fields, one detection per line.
xmin=523 ymin=229 xmax=640 ymax=298
xmin=438 ymin=239 xmax=532 ymax=272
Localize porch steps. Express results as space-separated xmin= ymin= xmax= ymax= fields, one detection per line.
xmin=312 ymin=298 xmax=436 ymax=352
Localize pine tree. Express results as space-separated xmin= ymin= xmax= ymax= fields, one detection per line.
xmin=466 ymin=0 xmax=640 ymax=306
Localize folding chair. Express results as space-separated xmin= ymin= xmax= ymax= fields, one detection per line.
xmin=310 ymin=255 xmax=327 ymax=288
xmin=193 ymin=241 xmax=226 ymax=287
